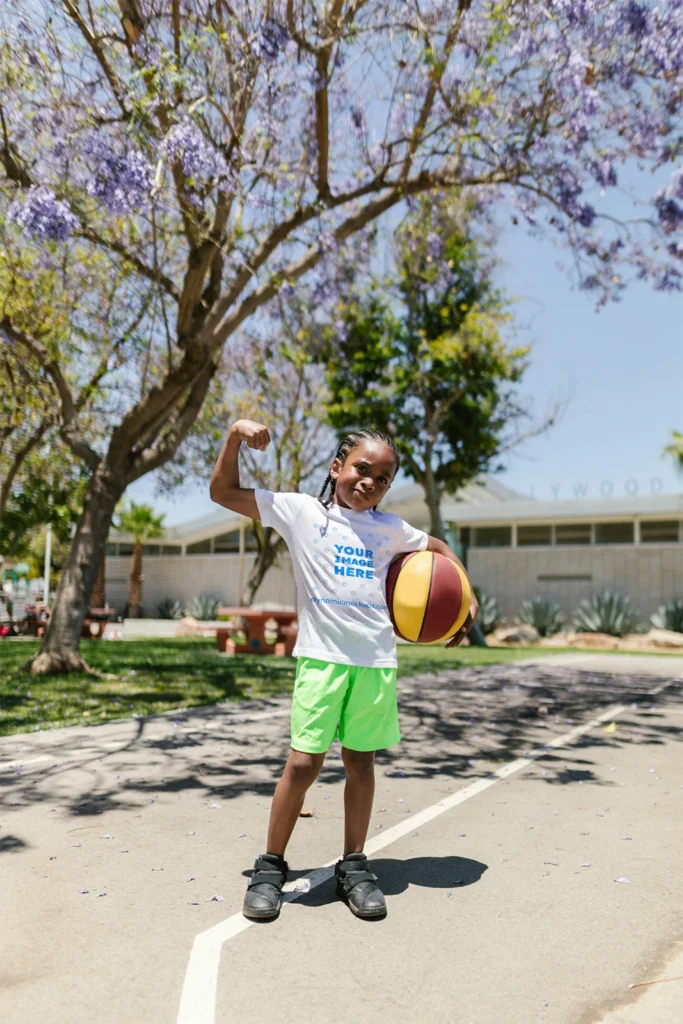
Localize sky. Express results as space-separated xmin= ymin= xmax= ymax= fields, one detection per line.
xmin=130 ymin=175 xmax=683 ymax=525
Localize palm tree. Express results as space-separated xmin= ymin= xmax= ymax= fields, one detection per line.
xmin=664 ymin=430 xmax=683 ymax=473
xmin=116 ymin=502 xmax=165 ymax=618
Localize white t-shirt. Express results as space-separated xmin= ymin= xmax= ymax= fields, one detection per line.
xmin=254 ymin=490 xmax=428 ymax=668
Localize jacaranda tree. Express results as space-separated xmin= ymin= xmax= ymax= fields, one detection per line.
xmin=0 ymin=0 xmax=682 ymax=672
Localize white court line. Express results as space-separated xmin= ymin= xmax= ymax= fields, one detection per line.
xmin=176 ymin=699 xmax=640 ymax=1024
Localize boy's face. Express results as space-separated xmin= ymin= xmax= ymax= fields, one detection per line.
xmin=330 ymin=440 xmax=398 ymax=512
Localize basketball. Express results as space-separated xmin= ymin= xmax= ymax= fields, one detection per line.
xmin=385 ymin=550 xmax=472 ymax=644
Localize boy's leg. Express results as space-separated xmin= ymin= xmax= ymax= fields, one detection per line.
xmin=266 ymin=748 xmax=325 ymax=856
xmin=243 ymin=748 xmax=324 ymax=920
xmin=340 ymin=747 xmax=375 ymax=856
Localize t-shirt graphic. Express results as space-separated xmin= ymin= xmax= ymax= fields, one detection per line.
xmin=254 ymin=490 xmax=428 ymax=668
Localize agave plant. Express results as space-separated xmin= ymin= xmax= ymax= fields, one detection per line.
xmin=573 ymin=590 xmax=638 ymax=637
xmin=516 ymin=597 xmax=565 ymax=637
xmin=472 ymin=587 xmax=501 ymax=635
xmin=185 ymin=593 xmax=221 ymax=621
xmin=651 ymin=599 xmax=683 ymax=633
xmin=156 ymin=597 xmax=183 ymax=620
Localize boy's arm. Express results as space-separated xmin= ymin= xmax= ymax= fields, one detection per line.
xmin=209 ymin=420 xmax=270 ymax=519
xmin=426 ymin=535 xmax=479 ymax=648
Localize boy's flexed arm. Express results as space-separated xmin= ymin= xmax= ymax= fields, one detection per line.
xmin=209 ymin=419 xmax=270 ymax=519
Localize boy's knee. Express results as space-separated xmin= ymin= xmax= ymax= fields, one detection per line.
xmin=287 ymin=750 xmax=322 ymax=787
xmin=342 ymin=747 xmax=375 ymax=777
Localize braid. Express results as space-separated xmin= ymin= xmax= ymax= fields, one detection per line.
xmin=318 ymin=429 xmax=400 ymax=510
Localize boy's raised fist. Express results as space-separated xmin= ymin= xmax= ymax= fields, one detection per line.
xmin=231 ymin=419 xmax=271 ymax=451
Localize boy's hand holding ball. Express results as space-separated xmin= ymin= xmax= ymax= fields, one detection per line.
xmin=231 ymin=419 xmax=271 ymax=452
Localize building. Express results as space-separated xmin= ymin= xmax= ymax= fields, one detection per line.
xmin=105 ymin=480 xmax=683 ymax=621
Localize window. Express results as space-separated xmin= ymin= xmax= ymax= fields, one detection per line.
xmin=517 ymin=525 xmax=552 ymax=546
xmin=118 ymin=543 xmax=134 ymax=556
xmin=640 ymin=520 xmax=681 ymax=543
xmin=555 ymin=523 xmax=591 ymax=545
xmin=213 ymin=531 xmax=239 ymax=553
xmin=105 ymin=542 xmax=118 ymax=556
xmin=186 ymin=539 xmax=211 ymax=554
xmin=142 ymin=544 xmax=160 ymax=556
xmin=472 ymin=526 xmax=512 ymax=548
xmin=595 ymin=521 xmax=634 ymax=545
xmin=458 ymin=527 xmax=471 ymax=547
xmin=161 ymin=545 xmax=181 ymax=556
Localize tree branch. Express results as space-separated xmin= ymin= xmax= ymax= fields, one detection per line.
xmin=126 ymin=359 xmax=218 ymax=482
xmin=0 ymin=317 xmax=101 ymax=471
xmin=80 ymin=229 xmax=180 ymax=301
xmin=0 ymin=418 xmax=50 ymax=524
xmin=62 ymin=0 xmax=130 ymax=116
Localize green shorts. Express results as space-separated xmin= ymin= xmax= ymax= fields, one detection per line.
xmin=290 ymin=657 xmax=401 ymax=754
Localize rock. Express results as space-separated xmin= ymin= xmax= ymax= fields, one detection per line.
xmin=568 ymin=632 xmax=620 ymax=649
xmin=538 ymin=632 xmax=573 ymax=647
xmin=175 ymin=616 xmax=204 ymax=637
xmin=646 ymin=628 xmax=683 ymax=649
xmin=491 ymin=624 xmax=540 ymax=644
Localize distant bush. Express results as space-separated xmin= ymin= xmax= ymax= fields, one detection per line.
xmin=157 ymin=598 xmax=183 ymax=620
xmin=185 ymin=593 xmax=221 ymax=620
xmin=517 ymin=597 xmax=565 ymax=637
xmin=574 ymin=591 xmax=637 ymax=637
xmin=651 ymin=599 xmax=683 ymax=633
xmin=472 ymin=587 xmax=501 ymax=635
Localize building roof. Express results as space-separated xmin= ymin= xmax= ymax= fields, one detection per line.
xmin=443 ymin=492 xmax=683 ymax=525
xmin=110 ymin=479 xmax=683 ymax=544
xmin=110 ymin=476 xmax=523 ymax=544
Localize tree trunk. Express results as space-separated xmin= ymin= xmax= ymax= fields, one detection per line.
xmin=92 ymin=551 xmax=106 ymax=608
xmin=24 ymin=464 xmax=125 ymax=674
xmin=240 ymin=529 xmax=284 ymax=606
xmin=128 ymin=541 xmax=143 ymax=617
xmin=422 ymin=459 xmax=487 ymax=646
xmin=423 ymin=463 xmax=446 ymax=541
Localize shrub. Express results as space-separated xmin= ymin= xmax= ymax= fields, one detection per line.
xmin=157 ymin=597 xmax=183 ymax=620
xmin=651 ymin=599 xmax=683 ymax=633
xmin=517 ymin=597 xmax=565 ymax=637
xmin=472 ymin=587 xmax=501 ymax=635
xmin=573 ymin=591 xmax=637 ymax=637
xmin=185 ymin=593 xmax=221 ymax=620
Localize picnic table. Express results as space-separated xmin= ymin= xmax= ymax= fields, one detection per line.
xmin=216 ymin=607 xmax=298 ymax=656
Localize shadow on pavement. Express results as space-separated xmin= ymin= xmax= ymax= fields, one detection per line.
xmin=1 ymin=663 xmax=681 ymax=822
xmin=290 ymin=854 xmax=489 ymax=911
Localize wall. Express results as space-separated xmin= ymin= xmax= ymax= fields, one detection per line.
xmin=106 ymin=542 xmax=683 ymax=623
xmin=105 ymin=552 xmax=297 ymax=614
xmin=468 ymin=544 xmax=683 ymax=621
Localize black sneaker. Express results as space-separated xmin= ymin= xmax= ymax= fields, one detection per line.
xmin=243 ymin=853 xmax=288 ymax=920
xmin=335 ymin=852 xmax=387 ymax=918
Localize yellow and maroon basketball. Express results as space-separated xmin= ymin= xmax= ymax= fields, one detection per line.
xmin=385 ymin=550 xmax=472 ymax=644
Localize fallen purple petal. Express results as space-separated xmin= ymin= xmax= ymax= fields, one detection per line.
xmin=206 ymin=895 xmax=224 ymax=902
xmin=615 ymin=876 xmax=632 ymax=884
xmin=79 ymin=889 xmax=89 ymax=894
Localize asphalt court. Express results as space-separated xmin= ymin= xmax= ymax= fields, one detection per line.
xmin=1 ymin=653 xmax=682 ymax=1024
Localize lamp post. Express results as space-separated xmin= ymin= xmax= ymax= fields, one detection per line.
xmin=43 ymin=523 xmax=52 ymax=606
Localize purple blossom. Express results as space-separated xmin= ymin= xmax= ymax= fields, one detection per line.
xmin=162 ymin=121 xmax=231 ymax=185
xmin=590 ymin=158 xmax=617 ymax=188
xmin=8 ymin=186 xmax=78 ymax=242
xmin=655 ymin=195 xmax=683 ymax=233
xmin=253 ymin=20 xmax=288 ymax=62
xmin=623 ymin=1 xmax=650 ymax=39
xmin=86 ymin=143 xmax=153 ymax=213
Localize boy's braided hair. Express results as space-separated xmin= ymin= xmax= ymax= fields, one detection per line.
xmin=318 ymin=429 xmax=400 ymax=509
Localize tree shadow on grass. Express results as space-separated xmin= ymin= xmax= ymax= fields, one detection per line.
xmin=1 ymin=662 xmax=681 ymax=819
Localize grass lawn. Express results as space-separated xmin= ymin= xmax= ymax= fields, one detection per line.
xmin=0 ymin=638 xmax=547 ymax=738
